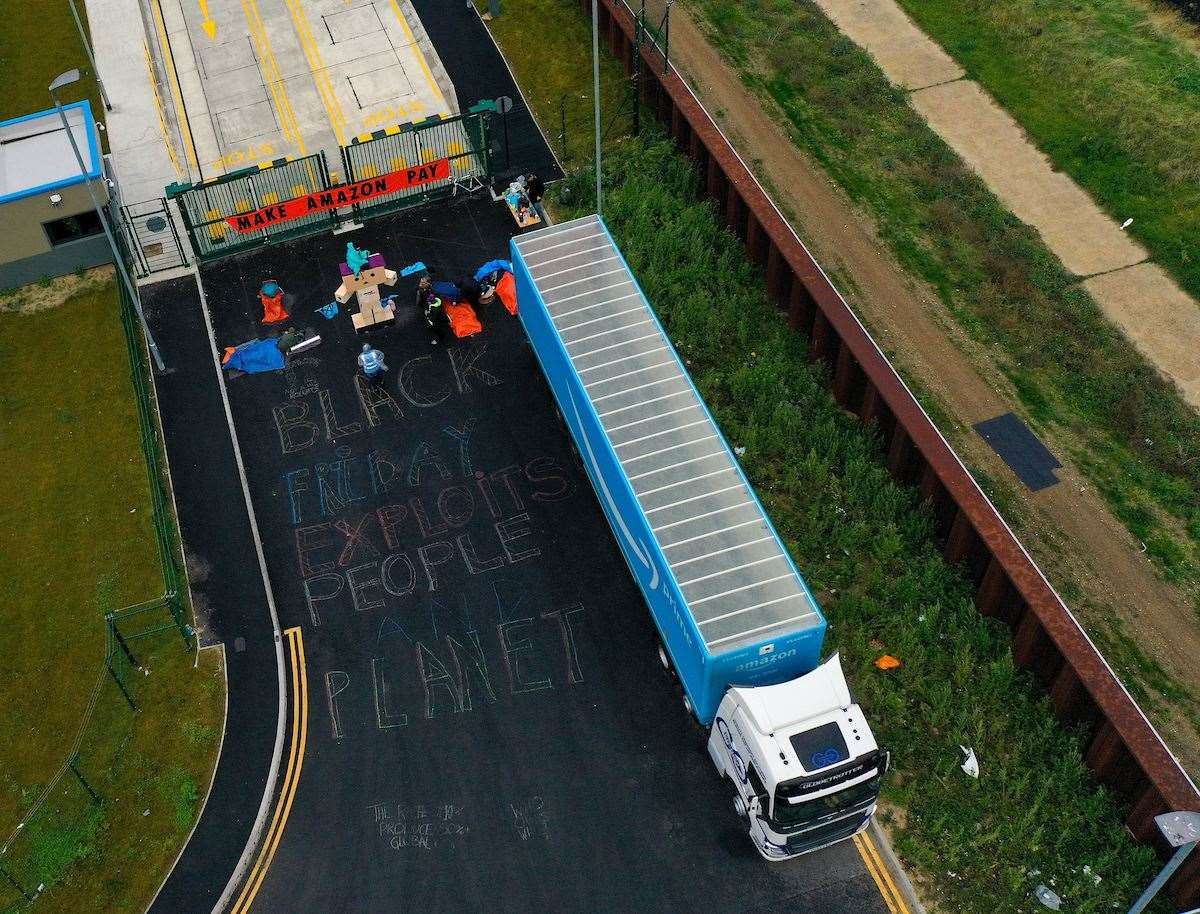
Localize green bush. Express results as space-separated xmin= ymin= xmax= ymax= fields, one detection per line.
xmin=554 ymin=134 xmax=1167 ymax=913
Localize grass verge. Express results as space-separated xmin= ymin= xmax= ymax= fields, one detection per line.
xmin=555 ymin=132 xmax=1170 ymax=914
xmin=893 ymin=0 xmax=1200 ymax=305
xmin=684 ymin=0 xmax=1200 ymax=613
xmin=476 ymin=0 xmax=634 ymax=169
xmin=0 ymin=280 xmax=223 ymax=912
xmin=0 ymin=0 xmax=102 ymax=121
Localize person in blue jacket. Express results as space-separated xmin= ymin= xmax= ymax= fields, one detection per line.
xmin=358 ymin=343 xmax=388 ymax=385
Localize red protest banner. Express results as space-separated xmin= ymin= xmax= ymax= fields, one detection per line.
xmin=224 ymin=158 xmax=452 ymax=233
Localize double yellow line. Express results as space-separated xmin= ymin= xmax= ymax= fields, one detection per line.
xmin=242 ymin=0 xmax=306 ymax=155
xmin=284 ymin=0 xmax=349 ymax=146
xmin=854 ymin=829 xmax=911 ymax=914
xmin=231 ymin=626 xmax=308 ymax=914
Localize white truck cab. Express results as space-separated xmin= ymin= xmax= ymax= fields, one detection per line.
xmin=707 ymin=655 xmax=889 ymax=860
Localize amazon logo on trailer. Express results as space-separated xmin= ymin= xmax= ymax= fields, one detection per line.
xmin=225 ymin=159 xmax=451 ymax=233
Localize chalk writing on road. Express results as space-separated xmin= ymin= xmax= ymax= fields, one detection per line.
xmin=368 ymin=802 xmax=469 ymax=852
xmin=273 ymin=354 xmax=595 ymax=743
xmin=322 ymin=583 xmax=589 ymax=740
xmin=272 ymin=342 xmax=500 ymax=456
xmin=365 ymin=795 xmax=551 ymax=853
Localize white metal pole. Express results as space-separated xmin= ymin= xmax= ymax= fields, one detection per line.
xmin=1126 ymin=841 xmax=1196 ymax=914
xmin=66 ymin=0 xmax=113 ymax=111
xmin=51 ymin=87 xmax=166 ymax=371
xmin=592 ymin=0 xmax=603 ymax=215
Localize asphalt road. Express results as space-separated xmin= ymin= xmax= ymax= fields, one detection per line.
xmin=172 ymin=194 xmax=892 ymax=914
xmin=145 ymin=274 xmax=279 ymax=914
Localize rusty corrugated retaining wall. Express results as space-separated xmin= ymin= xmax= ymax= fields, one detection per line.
xmin=580 ymin=0 xmax=1200 ymax=904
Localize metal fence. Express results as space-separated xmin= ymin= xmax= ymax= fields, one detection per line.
xmin=341 ymin=106 xmax=493 ymax=220
xmin=167 ymin=153 xmax=335 ymax=262
xmin=163 ymin=108 xmax=494 ymax=264
xmin=120 ymin=198 xmax=188 ymax=278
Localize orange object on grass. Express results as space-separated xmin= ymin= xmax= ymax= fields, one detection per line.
xmin=495 ymin=271 xmax=517 ymax=315
xmin=874 ymin=654 xmax=901 ymax=671
xmin=445 ymin=301 xmax=483 ymax=338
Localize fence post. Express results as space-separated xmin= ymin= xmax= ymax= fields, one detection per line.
xmin=0 ymin=861 xmax=31 ymax=903
xmin=107 ymin=660 xmax=138 ymax=711
xmin=107 ymin=613 xmax=139 ymax=667
xmin=560 ymin=95 xmax=569 ymax=160
xmin=68 ymin=754 xmax=102 ymax=805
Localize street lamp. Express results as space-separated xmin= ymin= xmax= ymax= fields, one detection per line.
xmin=50 ymin=70 xmax=165 ymax=371
xmin=1126 ymin=810 xmax=1200 ymax=914
xmin=66 ymin=0 xmax=112 ymax=111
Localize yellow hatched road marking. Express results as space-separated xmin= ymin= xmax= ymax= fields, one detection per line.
xmin=284 ymin=0 xmax=348 ymax=146
xmin=151 ymin=0 xmax=199 ymax=171
xmin=230 ymin=626 xmax=308 ymax=914
xmin=242 ymin=0 xmax=306 ymax=155
xmin=387 ymin=0 xmax=447 ymax=116
xmin=853 ymin=832 xmax=909 ymax=914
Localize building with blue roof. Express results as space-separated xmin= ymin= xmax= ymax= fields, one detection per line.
xmin=0 ymin=100 xmax=113 ymax=287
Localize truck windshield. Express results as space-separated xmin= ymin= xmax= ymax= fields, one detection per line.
xmin=770 ymin=775 xmax=881 ymax=829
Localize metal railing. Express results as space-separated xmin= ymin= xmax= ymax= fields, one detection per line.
xmin=167 ymin=153 xmax=336 ymax=261
xmin=341 ymin=105 xmax=493 ymax=220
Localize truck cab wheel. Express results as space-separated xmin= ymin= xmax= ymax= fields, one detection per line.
xmin=732 ymin=792 xmax=749 ymax=825
xmin=682 ymin=693 xmax=694 ymax=716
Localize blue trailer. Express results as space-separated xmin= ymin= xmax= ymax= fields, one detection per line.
xmin=511 ymin=213 xmax=830 ymax=721
xmin=510 ymin=215 xmax=887 ymax=859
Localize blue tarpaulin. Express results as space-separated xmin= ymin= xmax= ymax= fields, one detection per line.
xmin=223 ymin=339 xmax=285 ymax=373
xmin=474 ymin=259 xmax=512 ymax=282
xmin=432 ymin=280 xmax=461 ymax=300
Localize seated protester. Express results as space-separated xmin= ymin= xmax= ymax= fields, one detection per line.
xmin=431 ymin=279 xmax=462 ymax=301
xmin=525 ymin=173 xmax=546 ymax=220
xmin=457 ymin=276 xmax=483 ymax=307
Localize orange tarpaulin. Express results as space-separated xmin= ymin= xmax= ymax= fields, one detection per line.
xmin=445 ymin=301 xmax=483 ymax=338
xmin=260 ymin=290 xmax=289 ymax=323
xmin=495 ymin=271 xmax=517 ymax=315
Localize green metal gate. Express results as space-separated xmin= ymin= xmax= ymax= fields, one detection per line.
xmin=166 ymin=152 xmax=335 ymax=262
xmin=341 ymin=105 xmax=493 ymax=220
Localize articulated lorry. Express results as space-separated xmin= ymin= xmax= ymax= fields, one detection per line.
xmin=511 ymin=214 xmax=889 ymax=860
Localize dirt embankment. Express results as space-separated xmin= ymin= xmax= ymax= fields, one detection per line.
xmin=0 ymin=265 xmax=116 ymax=314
